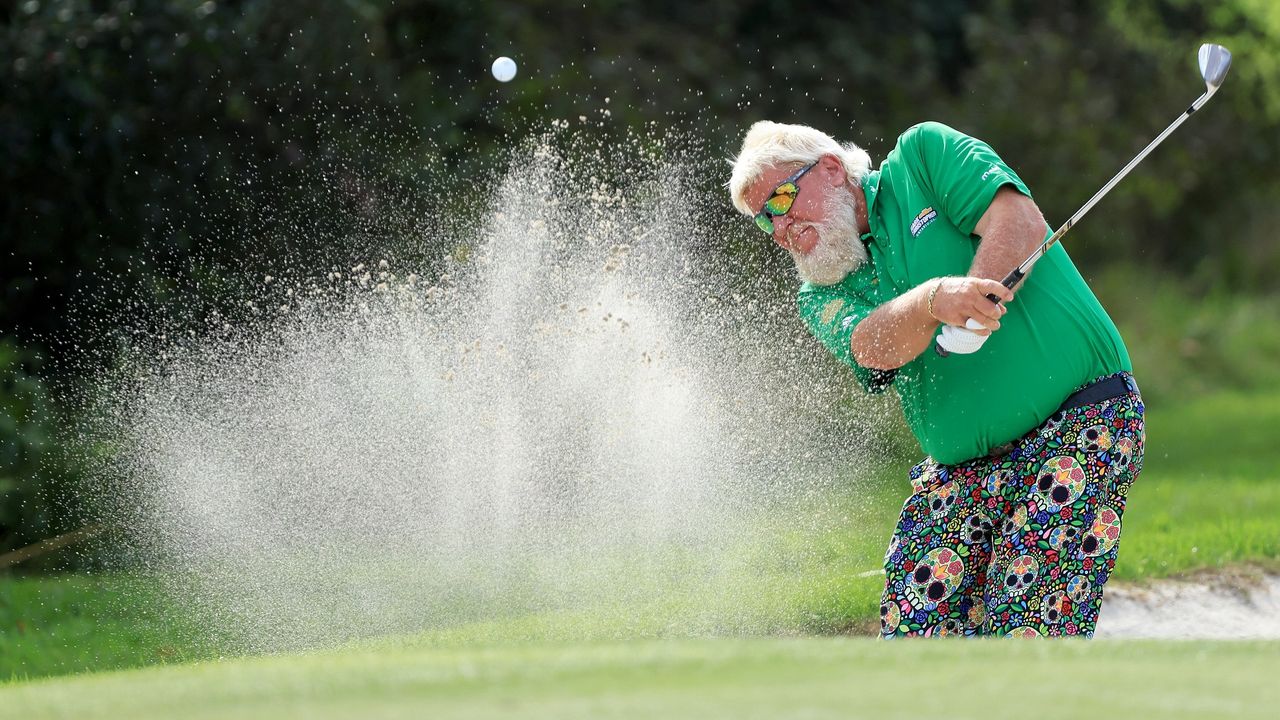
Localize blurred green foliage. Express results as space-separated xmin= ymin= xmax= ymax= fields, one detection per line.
xmin=4 ymin=1 xmax=1279 ymax=347
xmin=1093 ymin=269 xmax=1280 ymax=405
xmin=0 ymin=339 xmax=82 ymax=563
xmin=2 ymin=1 xmax=1279 ymax=559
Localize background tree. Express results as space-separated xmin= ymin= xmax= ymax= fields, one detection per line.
xmin=2 ymin=0 xmax=1277 ymax=559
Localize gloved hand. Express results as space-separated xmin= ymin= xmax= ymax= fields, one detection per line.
xmin=937 ymin=318 xmax=990 ymax=354
xmin=927 ymin=277 xmax=1012 ymax=356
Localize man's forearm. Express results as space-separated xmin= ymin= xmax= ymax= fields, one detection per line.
xmin=849 ymin=282 xmax=938 ymax=370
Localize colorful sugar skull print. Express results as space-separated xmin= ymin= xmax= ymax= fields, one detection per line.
xmin=880 ymin=373 xmax=1144 ymax=638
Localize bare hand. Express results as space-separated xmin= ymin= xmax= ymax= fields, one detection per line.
xmin=928 ymin=277 xmax=1014 ymax=335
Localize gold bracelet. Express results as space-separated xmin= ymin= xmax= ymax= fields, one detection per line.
xmin=927 ymin=279 xmax=943 ymax=321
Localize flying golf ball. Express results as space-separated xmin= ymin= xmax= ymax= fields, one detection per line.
xmin=491 ymin=56 xmax=517 ymax=82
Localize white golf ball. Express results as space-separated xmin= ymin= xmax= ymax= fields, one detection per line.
xmin=491 ymin=56 xmax=517 ymax=82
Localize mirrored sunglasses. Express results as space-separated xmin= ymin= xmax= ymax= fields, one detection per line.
xmin=753 ymin=162 xmax=817 ymax=235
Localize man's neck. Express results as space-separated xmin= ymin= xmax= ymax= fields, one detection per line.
xmin=851 ymin=183 xmax=871 ymax=236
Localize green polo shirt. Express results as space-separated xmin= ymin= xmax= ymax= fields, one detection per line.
xmin=798 ymin=121 xmax=1131 ymax=465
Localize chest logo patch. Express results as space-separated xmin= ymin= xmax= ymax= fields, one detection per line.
xmin=910 ymin=207 xmax=938 ymax=238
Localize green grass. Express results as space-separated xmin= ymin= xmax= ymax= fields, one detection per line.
xmin=1 ymin=390 xmax=1278 ymax=686
xmin=1116 ymin=391 xmax=1280 ymax=579
xmin=2 ymin=636 xmax=1278 ymax=719
xmin=0 ymin=573 xmax=217 ymax=683
xmin=1095 ymin=274 xmax=1280 ymax=407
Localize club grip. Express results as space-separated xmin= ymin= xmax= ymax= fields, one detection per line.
xmin=1000 ymin=267 xmax=1025 ymax=291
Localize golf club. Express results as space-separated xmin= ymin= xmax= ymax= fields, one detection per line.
xmin=936 ymin=42 xmax=1232 ymax=356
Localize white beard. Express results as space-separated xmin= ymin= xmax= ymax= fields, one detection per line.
xmin=790 ymin=192 xmax=867 ymax=286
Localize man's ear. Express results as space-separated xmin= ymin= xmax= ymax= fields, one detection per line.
xmin=817 ymin=153 xmax=847 ymax=187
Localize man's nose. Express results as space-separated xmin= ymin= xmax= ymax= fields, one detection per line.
xmin=772 ymin=215 xmax=795 ymax=248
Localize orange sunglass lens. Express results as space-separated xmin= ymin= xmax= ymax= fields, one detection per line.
xmin=764 ymin=186 xmax=797 ymax=215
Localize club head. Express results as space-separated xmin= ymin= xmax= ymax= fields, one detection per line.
xmin=1198 ymin=43 xmax=1232 ymax=92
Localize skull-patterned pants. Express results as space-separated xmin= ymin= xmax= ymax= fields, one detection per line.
xmin=879 ymin=372 xmax=1144 ymax=638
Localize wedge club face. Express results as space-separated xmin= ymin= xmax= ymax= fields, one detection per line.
xmin=1199 ymin=43 xmax=1232 ymax=92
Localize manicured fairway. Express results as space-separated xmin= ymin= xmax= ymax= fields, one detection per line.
xmin=3 ymin=636 xmax=1277 ymax=719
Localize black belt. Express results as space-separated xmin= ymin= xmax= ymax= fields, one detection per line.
xmin=1058 ymin=373 xmax=1140 ymax=413
xmin=984 ymin=373 xmax=1140 ymax=459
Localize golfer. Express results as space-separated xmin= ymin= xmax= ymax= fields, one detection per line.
xmin=729 ymin=121 xmax=1144 ymax=637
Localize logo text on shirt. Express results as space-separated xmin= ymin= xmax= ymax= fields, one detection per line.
xmin=910 ymin=207 xmax=938 ymax=237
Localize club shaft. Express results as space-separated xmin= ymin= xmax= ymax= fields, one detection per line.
xmin=938 ymin=79 xmax=1223 ymax=357
xmin=981 ymin=99 xmax=1202 ymax=301
xmin=1003 ymin=90 xmax=1214 ymax=286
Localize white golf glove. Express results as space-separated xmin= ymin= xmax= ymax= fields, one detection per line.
xmin=936 ymin=317 xmax=991 ymax=355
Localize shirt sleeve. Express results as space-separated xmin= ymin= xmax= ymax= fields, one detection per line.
xmin=796 ymin=283 xmax=897 ymax=394
xmin=901 ymin=121 xmax=1032 ymax=236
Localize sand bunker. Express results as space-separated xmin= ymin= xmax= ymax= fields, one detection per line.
xmin=1096 ymin=569 xmax=1280 ymax=639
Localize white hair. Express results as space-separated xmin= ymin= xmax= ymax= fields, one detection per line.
xmin=727 ymin=121 xmax=873 ymax=216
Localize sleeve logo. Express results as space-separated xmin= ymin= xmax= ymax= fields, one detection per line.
xmin=909 ymin=207 xmax=938 ymax=237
